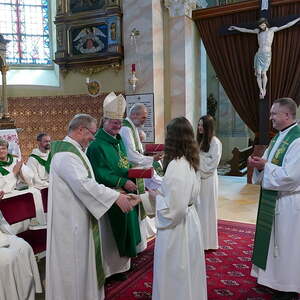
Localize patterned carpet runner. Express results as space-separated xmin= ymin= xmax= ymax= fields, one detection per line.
xmin=105 ymin=220 xmax=296 ymax=300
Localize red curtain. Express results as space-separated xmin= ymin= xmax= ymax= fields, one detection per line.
xmin=193 ymin=1 xmax=300 ymax=134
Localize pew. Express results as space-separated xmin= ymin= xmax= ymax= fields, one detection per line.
xmin=225 ymin=146 xmax=253 ymax=176
xmin=0 ymin=188 xmax=48 ymax=259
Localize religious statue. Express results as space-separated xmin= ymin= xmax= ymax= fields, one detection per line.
xmin=228 ymin=17 xmax=300 ymax=99
xmin=73 ymin=26 xmax=106 ymax=54
xmin=110 ymin=23 xmax=116 ymax=40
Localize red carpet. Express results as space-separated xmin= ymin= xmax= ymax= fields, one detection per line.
xmin=105 ymin=220 xmax=278 ymax=300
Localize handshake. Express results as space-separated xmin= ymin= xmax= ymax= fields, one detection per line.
xmin=115 ymin=193 xmax=141 ymax=213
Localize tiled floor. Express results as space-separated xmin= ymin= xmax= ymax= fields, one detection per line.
xmin=218 ymin=176 xmax=260 ymax=224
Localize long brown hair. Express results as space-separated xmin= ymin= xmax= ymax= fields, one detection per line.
xmin=163 ymin=117 xmax=199 ymax=173
xmin=196 ymin=114 xmax=215 ymax=153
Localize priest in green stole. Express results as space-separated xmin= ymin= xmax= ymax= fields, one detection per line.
xmin=120 ymin=103 xmax=163 ymax=249
xmin=27 ymin=133 xmax=51 ymax=189
xmin=46 ymin=114 xmax=135 ymax=300
xmin=0 ymin=139 xmax=34 ymax=193
xmin=249 ymin=98 xmax=300 ymax=299
xmin=87 ymin=92 xmax=141 ymax=279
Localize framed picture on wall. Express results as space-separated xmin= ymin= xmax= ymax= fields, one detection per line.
xmin=70 ymin=23 xmax=108 ymax=56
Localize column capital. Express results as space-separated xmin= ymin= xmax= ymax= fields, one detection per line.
xmin=164 ymin=0 xmax=196 ymax=18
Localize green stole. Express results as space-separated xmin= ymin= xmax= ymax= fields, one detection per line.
xmin=153 ymin=160 xmax=164 ymax=177
xmin=252 ymin=125 xmax=300 ymax=270
xmin=49 ymin=141 xmax=105 ymax=288
xmin=122 ymin=119 xmax=147 ymax=219
xmin=29 ymin=153 xmax=50 ymax=173
xmin=0 ymin=154 xmax=14 ymax=176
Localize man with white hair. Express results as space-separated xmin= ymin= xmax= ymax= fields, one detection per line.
xmin=0 ymin=139 xmax=33 ymax=193
xmin=120 ymin=103 xmax=163 ymax=241
xmin=46 ymin=113 xmax=137 ymax=300
xmin=120 ymin=103 xmax=162 ymax=167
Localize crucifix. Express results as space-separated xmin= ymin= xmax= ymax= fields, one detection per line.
xmin=228 ymin=9 xmax=299 ymax=100
xmin=224 ymin=0 xmax=300 ymax=144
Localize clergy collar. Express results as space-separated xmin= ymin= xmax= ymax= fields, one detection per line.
xmin=65 ymin=136 xmax=86 ymax=152
xmin=32 ymin=148 xmax=49 ymax=157
xmin=103 ymin=128 xmax=117 ymax=139
xmin=99 ymin=128 xmax=121 ymax=145
xmin=280 ymin=122 xmax=297 ymax=133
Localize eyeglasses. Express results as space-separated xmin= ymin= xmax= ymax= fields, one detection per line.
xmin=84 ymin=127 xmax=97 ymax=136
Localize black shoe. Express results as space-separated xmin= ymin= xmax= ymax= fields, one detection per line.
xmin=272 ymin=291 xmax=299 ymax=300
xmin=106 ymin=272 xmax=128 ymax=282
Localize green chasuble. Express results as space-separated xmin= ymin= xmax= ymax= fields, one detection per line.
xmin=49 ymin=140 xmax=105 ymax=288
xmin=252 ymin=125 xmax=300 ymax=270
xmin=86 ymin=128 xmax=141 ymax=257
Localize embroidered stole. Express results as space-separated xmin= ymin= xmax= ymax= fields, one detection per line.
xmin=252 ymin=125 xmax=300 ymax=269
xmin=122 ymin=119 xmax=147 ymax=219
xmin=49 ymin=141 xmax=105 ymax=287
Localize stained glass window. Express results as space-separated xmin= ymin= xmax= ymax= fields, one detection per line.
xmin=0 ymin=0 xmax=51 ymax=65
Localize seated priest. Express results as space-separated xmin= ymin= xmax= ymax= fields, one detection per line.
xmin=0 ymin=192 xmax=42 ymax=300
xmin=0 ymin=139 xmax=34 ymax=193
xmin=27 ymin=133 xmax=51 ymax=189
xmin=87 ymin=92 xmax=146 ymax=280
xmin=0 ymin=139 xmax=46 ymax=231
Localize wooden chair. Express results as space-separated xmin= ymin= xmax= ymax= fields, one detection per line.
xmin=225 ymin=146 xmax=254 ymax=176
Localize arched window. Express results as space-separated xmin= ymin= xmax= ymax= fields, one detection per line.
xmin=0 ymin=0 xmax=51 ymax=66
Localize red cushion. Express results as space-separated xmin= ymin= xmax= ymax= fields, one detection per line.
xmin=18 ymin=229 xmax=47 ymax=254
xmin=0 ymin=193 xmax=36 ymax=224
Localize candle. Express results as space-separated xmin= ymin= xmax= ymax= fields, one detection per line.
xmin=86 ymin=77 xmax=90 ymax=84
xmin=131 ymin=64 xmax=136 ymax=72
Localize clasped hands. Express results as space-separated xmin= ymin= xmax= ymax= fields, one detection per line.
xmin=248 ymin=156 xmax=267 ymax=171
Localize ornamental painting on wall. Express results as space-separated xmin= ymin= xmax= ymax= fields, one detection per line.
xmin=54 ymin=0 xmax=122 ymax=73
xmin=71 ymin=24 xmax=108 ymax=55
